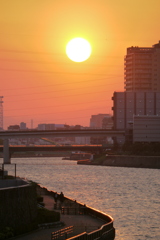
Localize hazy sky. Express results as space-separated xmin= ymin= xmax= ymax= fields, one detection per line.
xmin=1 ymin=0 xmax=160 ymax=129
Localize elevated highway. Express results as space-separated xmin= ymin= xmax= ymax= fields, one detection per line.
xmin=0 ymin=129 xmax=125 ymax=164
xmin=0 ymin=129 xmax=124 ymax=138
xmin=0 ymin=144 xmax=105 ymax=154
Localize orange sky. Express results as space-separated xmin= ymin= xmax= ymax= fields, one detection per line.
xmin=1 ymin=0 xmax=160 ymax=129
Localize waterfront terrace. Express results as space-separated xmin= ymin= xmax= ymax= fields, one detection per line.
xmin=0 ymin=178 xmax=115 ymax=240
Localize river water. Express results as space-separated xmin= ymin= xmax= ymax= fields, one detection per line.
xmin=1 ymin=157 xmax=160 ymax=240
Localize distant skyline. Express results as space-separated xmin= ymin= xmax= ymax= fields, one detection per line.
xmin=1 ymin=0 xmax=160 ymax=129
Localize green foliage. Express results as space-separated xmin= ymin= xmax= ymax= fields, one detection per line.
xmin=122 ymin=142 xmax=160 ymax=156
xmin=14 ymin=222 xmax=37 ymax=236
xmin=0 ymin=227 xmax=14 ymax=239
xmin=93 ymin=153 xmax=107 ymax=164
xmin=37 ymin=208 xmax=60 ymax=224
xmin=0 ymin=233 xmax=5 ymax=240
xmin=37 ymin=196 xmax=44 ymax=202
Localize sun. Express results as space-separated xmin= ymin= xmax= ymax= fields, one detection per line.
xmin=66 ymin=37 xmax=92 ymax=62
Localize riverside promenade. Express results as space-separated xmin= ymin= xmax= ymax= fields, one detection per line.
xmin=14 ymin=185 xmax=115 ymax=240
xmin=14 ymin=196 xmax=105 ymax=240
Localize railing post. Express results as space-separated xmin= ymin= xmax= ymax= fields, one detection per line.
xmin=65 ymin=232 xmax=67 ymax=239
xmin=2 ymin=164 xmax=4 ymax=179
xmin=15 ymin=164 xmax=16 ymax=178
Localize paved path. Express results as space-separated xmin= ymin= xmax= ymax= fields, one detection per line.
xmin=43 ymin=195 xmax=105 ymax=234
xmin=14 ymin=195 xmax=105 ymax=240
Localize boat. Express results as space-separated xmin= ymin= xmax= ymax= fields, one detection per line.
xmin=77 ymin=159 xmax=92 ymax=165
xmin=62 ymin=152 xmax=93 ymax=161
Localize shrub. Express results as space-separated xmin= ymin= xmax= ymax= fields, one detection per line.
xmin=37 ymin=196 xmax=44 ymax=202
xmin=37 ymin=208 xmax=60 ymax=224
xmin=0 ymin=233 xmax=5 ymax=240
xmin=0 ymin=227 xmax=14 ymax=239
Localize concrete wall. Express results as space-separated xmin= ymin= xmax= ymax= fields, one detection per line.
xmin=103 ymin=155 xmax=160 ymax=169
xmin=133 ymin=115 xmax=160 ymax=142
xmin=0 ymin=181 xmax=37 ymax=234
xmin=0 ymin=179 xmax=28 ymax=188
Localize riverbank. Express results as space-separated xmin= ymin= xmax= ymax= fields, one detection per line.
xmin=0 ymin=151 xmax=71 ymax=158
xmin=0 ymin=179 xmax=115 ymax=240
xmin=35 ymin=185 xmax=115 ymax=240
xmin=80 ymin=155 xmax=160 ymax=169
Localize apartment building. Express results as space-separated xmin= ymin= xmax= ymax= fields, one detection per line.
xmin=124 ymin=41 xmax=160 ymax=92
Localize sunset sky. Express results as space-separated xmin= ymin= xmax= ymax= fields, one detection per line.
xmin=1 ymin=0 xmax=160 ymax=129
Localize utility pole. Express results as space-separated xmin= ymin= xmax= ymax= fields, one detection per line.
xmin=0 ymin=96 xmax=4 ymax=130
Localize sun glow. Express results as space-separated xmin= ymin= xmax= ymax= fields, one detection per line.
xmin=66 ymin=37 xmax=92 ymax=62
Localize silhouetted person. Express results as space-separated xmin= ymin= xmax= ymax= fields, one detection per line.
xmin=59 ymin=191 xmax=64 ymax=204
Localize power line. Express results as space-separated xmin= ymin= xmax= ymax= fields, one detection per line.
xmin=4 ymin=82 xmax=123 ymax=100
xmin=5 ymin=104 xmax=112 ymax=117
xmin=1 ymin=75 xmax=122 ymax=92
xmin=0 ymin=67 xmax=115 ymax=76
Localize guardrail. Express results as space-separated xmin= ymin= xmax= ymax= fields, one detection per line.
xmin=51 ymin=226 xmax=73 ymax=240
xmin=61 ymin=206 xmax=87 ymax=215
xmin=67 ymin=227 xmax=114 ymax=240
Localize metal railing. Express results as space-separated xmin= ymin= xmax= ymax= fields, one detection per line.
xmin=61 ymin=207 xmax=87 ymax=215
xmin=37 ymin=185 xmax=115 ymax=240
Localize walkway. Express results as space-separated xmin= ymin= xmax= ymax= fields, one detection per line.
xmin=14 ymin=194 xmax=105 ymax=240
xmin=43 ymin=195 xmax=105 ymax=234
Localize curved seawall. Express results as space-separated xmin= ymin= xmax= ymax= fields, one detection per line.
xmin=38 ymin=184 xmax=115 ymax=240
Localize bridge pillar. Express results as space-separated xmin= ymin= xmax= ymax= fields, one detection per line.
xmin=3 ymin=138 xmax=11 ymax=164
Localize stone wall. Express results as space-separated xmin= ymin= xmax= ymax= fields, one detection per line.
xmin=0 ymin=181 xmax=37 ymax=234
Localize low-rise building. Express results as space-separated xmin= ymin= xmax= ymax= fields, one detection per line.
xmin=112 ymin=91 xmax=160 ymax=144
xmin=133 ymin=115 xmax=160 ymax=142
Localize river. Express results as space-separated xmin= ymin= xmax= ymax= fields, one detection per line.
xmin=1 ymin=157 xmax=159 ymax=240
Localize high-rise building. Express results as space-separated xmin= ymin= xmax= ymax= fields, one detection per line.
xmin=0 ymin=96 xmax=4 ymax=130
xmin=20 ymin=122 xmax=27 ymax=130
xmin=124 ymin=41 xmax=160 ymax=92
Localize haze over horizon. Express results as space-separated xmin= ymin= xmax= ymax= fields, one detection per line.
xmin=1 ymin=0 xmax=160 ymax=129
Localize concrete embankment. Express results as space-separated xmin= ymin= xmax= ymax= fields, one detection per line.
xmin=95 ymin=155 xmax=160 ymax=169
